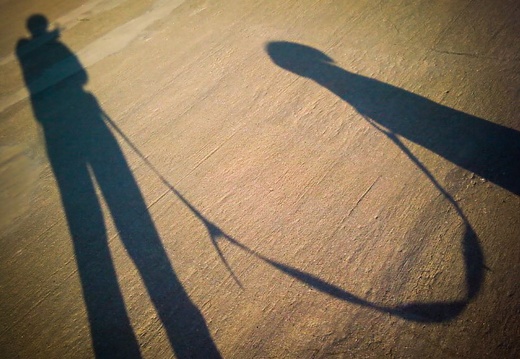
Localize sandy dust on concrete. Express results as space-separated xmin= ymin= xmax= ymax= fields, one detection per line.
xmin=1 ymin=0 xmax=519 ymax=358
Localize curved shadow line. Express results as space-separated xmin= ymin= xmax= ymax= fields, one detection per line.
xmin=106 ymin=41 xmax=485 ymax=323
xmin=113 ymin=101 xmax=478 ymax=322
xmin=257 ymin=41 xmax=489 ymax=322
xmin=213 ymin=222 xmax=474 ymax=323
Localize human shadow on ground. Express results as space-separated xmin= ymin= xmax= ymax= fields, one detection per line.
xmin=258 ymin=41 xmax=518 ymax=322
xmin=267 ymin=41 xmax=520 ymax=196
xmin=17 ymin=15 xmax=221 ymax=359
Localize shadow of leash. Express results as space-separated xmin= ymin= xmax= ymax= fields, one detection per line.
xmin=104 ymin=111 xmax=485 ymax=322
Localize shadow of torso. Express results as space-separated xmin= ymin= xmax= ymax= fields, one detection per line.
xmin=17 ymin=34 xmax=109 ymax=170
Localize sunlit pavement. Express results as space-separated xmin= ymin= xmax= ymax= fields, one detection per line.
xmin=1 ymin=1 xmax=519 ymax=358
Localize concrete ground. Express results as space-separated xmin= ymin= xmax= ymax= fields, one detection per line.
xmin=1 ymin=0 xmax=519 ymax=358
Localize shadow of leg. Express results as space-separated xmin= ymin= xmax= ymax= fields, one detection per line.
xmin=55 ymin=161 xmax=141 ymax=358
xmin=92 ymin=138 xmax=221 ymax=358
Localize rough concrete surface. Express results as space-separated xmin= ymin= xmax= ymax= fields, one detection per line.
xmin=1 ymin=0 xmax=519 ymax=358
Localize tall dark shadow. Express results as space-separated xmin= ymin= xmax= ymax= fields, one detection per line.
xmin=17 ymin=14 xmax=221 ymax=358
xmin=259 ymin=41 xmax=516 ymax=322
xmin=267 ymin=41 xmax=520 ymax=196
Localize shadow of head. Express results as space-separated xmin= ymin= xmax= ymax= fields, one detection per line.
xmin=20 ymin=14 xmax=88 ymax=90
xmin=266 ymin=41 xmax=334 ymax=77
xmin=27 ymin=14 xmax=50 ymax=38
